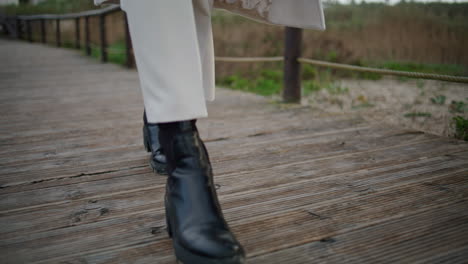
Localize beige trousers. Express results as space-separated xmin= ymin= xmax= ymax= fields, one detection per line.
xmin=122 ymin=0 xmax=325 ymax=123
xmin=123 ymin=0 xmax=215 ymax=123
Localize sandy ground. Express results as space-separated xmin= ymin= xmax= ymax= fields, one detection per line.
xmin=303 ymin=77 xmax=468 ymax=139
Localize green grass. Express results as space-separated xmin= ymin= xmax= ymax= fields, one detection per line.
xmin=62 ymin=40 xmax=75 ymax=49
xmin=218 ymin=65 xmax=352 ymax=98
xmin=218 ymin=66 xmax=334 ymax=97
xmin=303 ymin=80 xmax=322 ymax=95
xmin=0 ymin=0 xmax=96 ymax=15
xmin=430 ymin=95 xmax=447 ymax=105
xmin=449 ymin=100 xmax=468 ymax=114
xmin=217 ymin=69 xmax=283 ymax=96
xmin=453 ymin=116 xmax=468 ymax=141
xmin=325 ymin=82 xmax=349 ymax=95
xmin=84 ymin=41 xmax=128 ymax=66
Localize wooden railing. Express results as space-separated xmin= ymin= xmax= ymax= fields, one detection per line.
xmin=1 ymin=5 xmax=135 ymax=68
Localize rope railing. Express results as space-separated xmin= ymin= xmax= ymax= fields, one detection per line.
xmin=215 ymin=56 xmax=284 ymax=63
xmin=2 ymin=6 xmax=466 ymax=103
xmin=298 ymin=58 xmax=468 ymax=84
xmin=213 ymin=56 xmax=468 ymax=84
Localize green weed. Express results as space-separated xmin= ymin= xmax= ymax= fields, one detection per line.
xmin=326 ymin=51 xmax=339 ymax=62
xmin=62 ymin=41 xmax=75 ymax=49
xmin=84 ymin=41 xmax=127 ymax=66
xmin=303 ymin=80 xmax=322 ymax=95
xmin=218 ymin=66 xmax=351 ymax=98
xmin=356 ymin=72 xmax=382 ymax=80
xmin=449 ymin=101 xmax=468 ymax=113
xmin=218 ymin=69 xmax=283 ymax=96
xmin=302 ymin=64 xmax=318 ymax=80
xmin=430 ymin=95 xmax=446 ymax=105
xmin=326 ymin=83 xmax=349 ymax=95
xmin=453 ymin=116 xmax=468 ymax=141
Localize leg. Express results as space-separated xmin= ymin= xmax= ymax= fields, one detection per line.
xmin=124 ymin=0 xmax=216 ymax=174
xmin=123 ymin=1 xmax=245 ymax=263
xmin=123 ymin=0 xmax=215 ymax=124
xmin=193 ymin=0 xmax=216 ymax=102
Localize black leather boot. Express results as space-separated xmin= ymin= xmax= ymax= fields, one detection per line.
xmin=143 ymin=112 xmax=167 ymax=175
xmin=159 ymin=120 xmax=245 ymax=264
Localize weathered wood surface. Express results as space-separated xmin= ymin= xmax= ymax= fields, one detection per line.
xmin=1 ymin=38 xmax=467 ymax=264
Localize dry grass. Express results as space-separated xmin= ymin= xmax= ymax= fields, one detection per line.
xmin=212 ymin=2 xmax=468 ymax=78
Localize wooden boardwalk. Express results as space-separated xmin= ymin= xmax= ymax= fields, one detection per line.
xmin=1 ymin=38 xmax=467 ymax=264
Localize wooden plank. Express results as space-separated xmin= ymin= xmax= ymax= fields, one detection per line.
xmin=250 ymin=200 xmax=468 ymax=263
xmin=0 ymin=118 xmax=368 ymax=175
xmin=3 ymin=172 xmax=466 ymax=263
xmin=414 ymin=246 xmax=468 ymax=264
xmin=234 ymin=174 xmax=468 ymax=255
xmin=0 ymin=124 xmax=375 ymax=188
xmin=0 ymin=103 xmax=354 ymax=141
xmin=0 ymin=117 xmax=367 ymax=187
xmin=0 ymin=117 xmax=456 ymax=188
xmin=0 ymin=114 xmax=364 ymax=160
xmin=1 ymin=152 xmax=466 ymax=242
xmin=1 ymin=130 xmax=462 ymax=209
xmin=0 ymin=117 xmax=365 ymax=162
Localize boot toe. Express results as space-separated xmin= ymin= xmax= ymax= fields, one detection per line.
xmin=181 ymin=225 xmax=243 ymax=258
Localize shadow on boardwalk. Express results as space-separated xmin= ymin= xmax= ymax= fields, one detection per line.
xmin=1 ymin=38 xmax=467 ymax=263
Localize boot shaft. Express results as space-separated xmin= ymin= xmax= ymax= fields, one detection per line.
xmin=158 ymin=120 xmax=210 ymax=173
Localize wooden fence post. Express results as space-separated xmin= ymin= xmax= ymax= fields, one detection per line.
xmin=16 ymin=18 xmax=22 ymax=39
xmin=26 ymin=20 xmax=32 ymax=42
xmin=40 ymin=19 xmax=46 ymax=44
xmin=283 ymin=27 xmax=303 ymax=103
xmin=56 ymin=19 xmax=61 ymax=47
xmin=75 ymin=17 xmax=81 ymax=49
xmin=85 ymin=16 xmax=91 ymax=56
xmin=99 ymin=14 xmax=107 ymax=63
xmin=124 ymin=13 xmax=134 ymax=68
xmin=0 ymin=19 xmax=7 ymax=35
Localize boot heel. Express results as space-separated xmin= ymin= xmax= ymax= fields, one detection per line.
xmin=143 ymin=126 xmax=151 ymax=153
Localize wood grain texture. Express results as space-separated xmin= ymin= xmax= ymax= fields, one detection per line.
xmin=0 ymin=38 xmax=467 ymax=264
